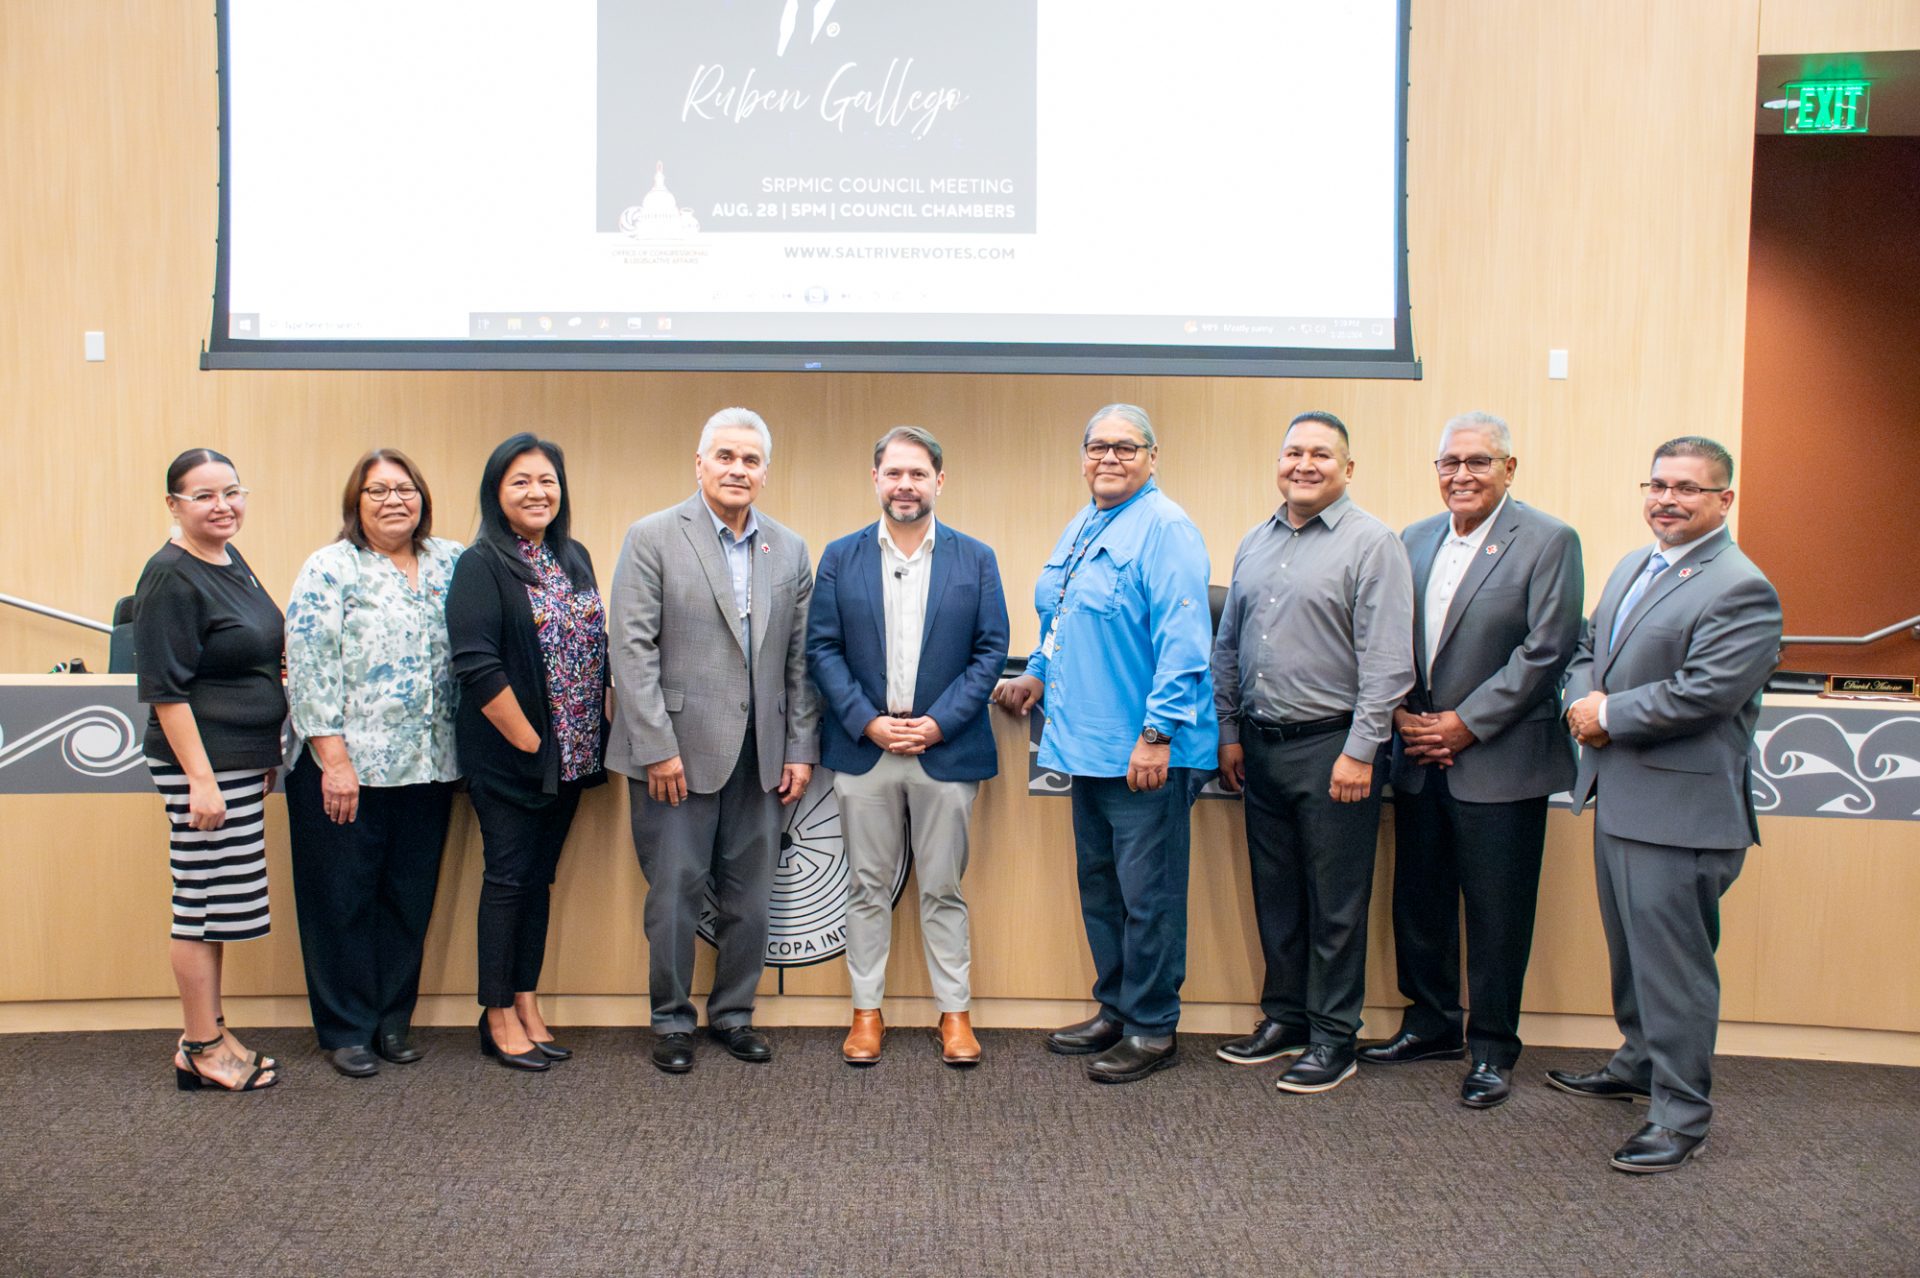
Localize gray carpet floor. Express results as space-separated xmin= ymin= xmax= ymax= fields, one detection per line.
xmin=1 ymin=1028 xmax=1915 ymax=1277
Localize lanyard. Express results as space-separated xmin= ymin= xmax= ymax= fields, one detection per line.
xmin=1054 ymin=505 xmax=1121 ymax=610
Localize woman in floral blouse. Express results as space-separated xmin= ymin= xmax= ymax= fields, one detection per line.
xmin=446 ymin=433 xmax=609 ymax=1072
xmin=284 ymin=448 xmax=463 ymax=1078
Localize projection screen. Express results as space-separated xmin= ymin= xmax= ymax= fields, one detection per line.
xmin=203 ymin=1 xmax=1418 ymax=378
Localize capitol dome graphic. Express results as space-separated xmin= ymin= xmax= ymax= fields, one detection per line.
xmin=619 ymin=161 xmax=701 ymax=238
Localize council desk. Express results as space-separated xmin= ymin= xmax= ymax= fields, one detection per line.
xmin=2 ymin=676 xmax=1915 ymax=1065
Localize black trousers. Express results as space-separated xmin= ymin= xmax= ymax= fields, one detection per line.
xmin=1390 ymin=771 xmax=1548 ymax=1068
xmin=286 ymin=754 xmax=454 ymax=1049
xmin=1242 ymin=728 xmax=1384 ymax=1047
xmin=471 ymin=777 xmax=584 ymax=1008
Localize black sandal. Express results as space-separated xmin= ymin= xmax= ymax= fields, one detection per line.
xmin=176 ymin=1035 xmax=278 ymax=1092
xmin=216 ymin=1016 xmax=278 ymax=1071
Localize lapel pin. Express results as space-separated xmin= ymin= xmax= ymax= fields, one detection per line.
xmin=761 ymin=544 xmax=770 ymax=553
xmin=1677 ymin=566 xmax=1694 ymax=579
xmin=1484 ymin=543 xmax=1499 ymax=555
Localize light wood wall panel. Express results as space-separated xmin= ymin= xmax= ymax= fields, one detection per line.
xmin=5 ymin=0 xmax=1765 ymax=671
xmin=1759 ymin=0 xmax=1920 ymax=54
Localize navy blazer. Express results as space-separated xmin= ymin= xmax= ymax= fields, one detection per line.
xmin=806 ymin=521 xmax=1009 ymax=782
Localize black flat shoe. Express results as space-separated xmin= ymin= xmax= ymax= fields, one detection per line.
xmin=1085 ymin=1035 xmax=1177 ymax=1083
xmin=477 ymin=1012 xmax=550 ymax=1072
xmin=1610 ymin=1123 xmax=1706 ymax=1174
xmin=1276 ymin=1043 xmax=1359 ymax=1094
xmin=652 ymin=1032 xmax=695 ymax=1074
xmin=328 ymin=1045 xmax=380 ymax=1079
xmin=374 ymin=1033 xmax=423 ymax=1065
xmin=532 ymin=1038 xmax=573 ymax=1062
xmin=1216 ymin=1019 xmax=1310 ymax=1066
xmin=1545 ymin=1066 xmax=1650 ymax=1102
xmin=1460 ymin=1060 xmax=1512 ymax=1109
xmin=709 ymin=1024 xmax=773 ymax=1063
xmin=1357 ymin=1027 xmax=1465 ymax=1065
xmin=1046 ymin=1012 xmax=1124 ymax=1056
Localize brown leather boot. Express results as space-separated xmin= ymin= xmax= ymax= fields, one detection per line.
xmin=843 ymin=1009 xmax=883 ymax=1065
xmin=939 ymin=1011 xmax=981 ymax=1066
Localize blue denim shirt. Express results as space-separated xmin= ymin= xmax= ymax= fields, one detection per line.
xmin=1025 ymin=481 xmax=1218 ymax=777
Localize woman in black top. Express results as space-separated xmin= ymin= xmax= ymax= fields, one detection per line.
xmin=447 ymin=434 xmax=608 ymax=1071
xmin=134 ymin=449 xmax=286 ymax=1092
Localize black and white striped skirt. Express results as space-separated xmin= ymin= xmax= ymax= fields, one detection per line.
xmin=146 ymin=759 xmax=273 ymax=942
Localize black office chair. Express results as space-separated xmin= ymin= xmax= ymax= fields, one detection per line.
xmin=108 ymin=595 xmax=137 ymax=673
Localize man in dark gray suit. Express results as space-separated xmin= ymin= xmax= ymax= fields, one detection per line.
xmin=1554 ymin=435 xmax=1781 ymax=1174
xmin=606 ymin=407 xmax=820 ymax=1074
xmin=1364 ymin=412 xmax=1583 ymax=1110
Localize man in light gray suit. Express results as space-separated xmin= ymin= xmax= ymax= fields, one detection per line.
xmin=1364 ymin=412 xmax=1583 ymax=1110
xmin=1554 ymin=435 xmax=1781 ymax=1174
xmin=606 ymin=407 xmax=820 ymax=1074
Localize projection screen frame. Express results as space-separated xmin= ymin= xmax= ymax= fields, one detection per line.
xmin=201 ymin=2 xmax=1420 ymax=380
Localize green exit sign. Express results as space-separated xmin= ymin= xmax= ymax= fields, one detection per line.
xmin=1785 ymin=81 xmax=1870 ymax=134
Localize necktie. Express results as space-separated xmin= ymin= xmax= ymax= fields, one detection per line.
xmin=1609 ymin=552 xmax=1668 ymax=649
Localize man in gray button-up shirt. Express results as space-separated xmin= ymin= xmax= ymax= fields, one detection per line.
xmin=1212 ymin=411 xmax=1414 ymax=1095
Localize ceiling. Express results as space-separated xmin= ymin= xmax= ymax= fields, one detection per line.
xmin=1756 ymin=49 xmax=1920 ymax=136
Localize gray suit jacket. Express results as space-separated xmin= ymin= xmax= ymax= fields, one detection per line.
xmin=1392 ymin=500 xmax=1584 ymax=803
xmin=1564 ymin=528 xmax=1781 ymax=850
xmin=605 ymin=492 xmax=821 ymax=794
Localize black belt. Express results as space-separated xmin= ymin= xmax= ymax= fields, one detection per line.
xmin=1246 ymin=713 xmax=1353 ymax=742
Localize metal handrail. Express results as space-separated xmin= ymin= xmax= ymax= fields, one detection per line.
xmin=1782 ymin=615 xmax=1920 ymax=647
xmin=0 ymin=593 xmax=112 ymax=635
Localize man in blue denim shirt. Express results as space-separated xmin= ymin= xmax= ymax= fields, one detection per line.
xmin=993 ymin=404 xmax=1217 ymax=1083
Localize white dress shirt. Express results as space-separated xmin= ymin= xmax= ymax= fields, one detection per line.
xmin=878 ymin=519 xmax=936 ymax=714
xmin=1423 ymin=495 xmax=1507 ymax=681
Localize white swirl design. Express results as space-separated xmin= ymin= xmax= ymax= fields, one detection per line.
xmin=1752 ymin=713 xmax=1920 ymax=820
xmin=0 ymin=705 xmax=145 ymax=778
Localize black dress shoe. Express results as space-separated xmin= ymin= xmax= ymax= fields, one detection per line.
xmin=1545 ymin=1066 xmax=1651 ymax=1102
xmin=1460 ymin=1060 xmax=1512 ymax=1109
xmin=1215 ymin=1019 xmax=1310 ymax=1066
xmin=477 ymin=1012 xmax=550 ymax=1072
xmin=651 ymin=1032 xmax=695 ymax=1074
xmin=709 ymin=1024 xmax=773 ymax=1063
xmin=374 ymin=1032 xmax=423 ymax=1065
xmin=328 ymin=1045 xmax=380 ymax=1078
xmin=1045 ymin=1012 xmax=1124 ymax=1056
xmin=1085 ymin=1035 xmax=1176 ymax=1083
xmin=531 ymin=1038 xmax=572 ymax=1062
xmin=1610 ymin=1122 xmax=1706 ymax=1174
xmin=1357 ymin=1027 xmax=1465 ymax=1065
xmin=1275 ymin=1043 xmax=1358 ymax=1094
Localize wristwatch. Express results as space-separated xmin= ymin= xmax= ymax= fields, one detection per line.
xmin=1140 ymin=726 xmax=1171 ymax=746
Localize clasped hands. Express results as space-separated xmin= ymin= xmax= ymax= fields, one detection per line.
xmin=1564 ymin=691 xmax=1610 ymax=748
xmin=1393 ymin=707 xmax=1476 ymax=768
xmin=865 ymin=714 xmax=944 ymax=756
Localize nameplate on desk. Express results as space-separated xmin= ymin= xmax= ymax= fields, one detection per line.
xmin=1823 ymin=675 xmax=1918 ymax=700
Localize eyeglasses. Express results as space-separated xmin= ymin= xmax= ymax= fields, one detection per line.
xmin=170 ymin=486 xmax=250 ymax=507
xmin=1084 ymin=441 xmax=1145 ymax=461
xmin=1434 ymin=455 xmax=1508 ymax=477
xmin=362 ymin=483 xmax=421 ymax=503
xmin=1640 ymin=480 xmax=1728 ymax=500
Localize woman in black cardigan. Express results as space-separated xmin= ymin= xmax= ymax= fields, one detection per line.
xmin=447 ymin=434 xmax=608 ymax=1071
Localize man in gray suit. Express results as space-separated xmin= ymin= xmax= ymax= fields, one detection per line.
xmin=1554 ymin=435 xmax=1781 ymax=1174
xmin=1365 ymin=412 xmax=1583 ymax=1110
xmin=606 ymin=407 xmax=820 ymax=1074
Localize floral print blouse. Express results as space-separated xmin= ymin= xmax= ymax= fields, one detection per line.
xmin=285 ymin=537 xmax=464 ymax=786
xmin=520 ymin=537 xmax=606 ymax=782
